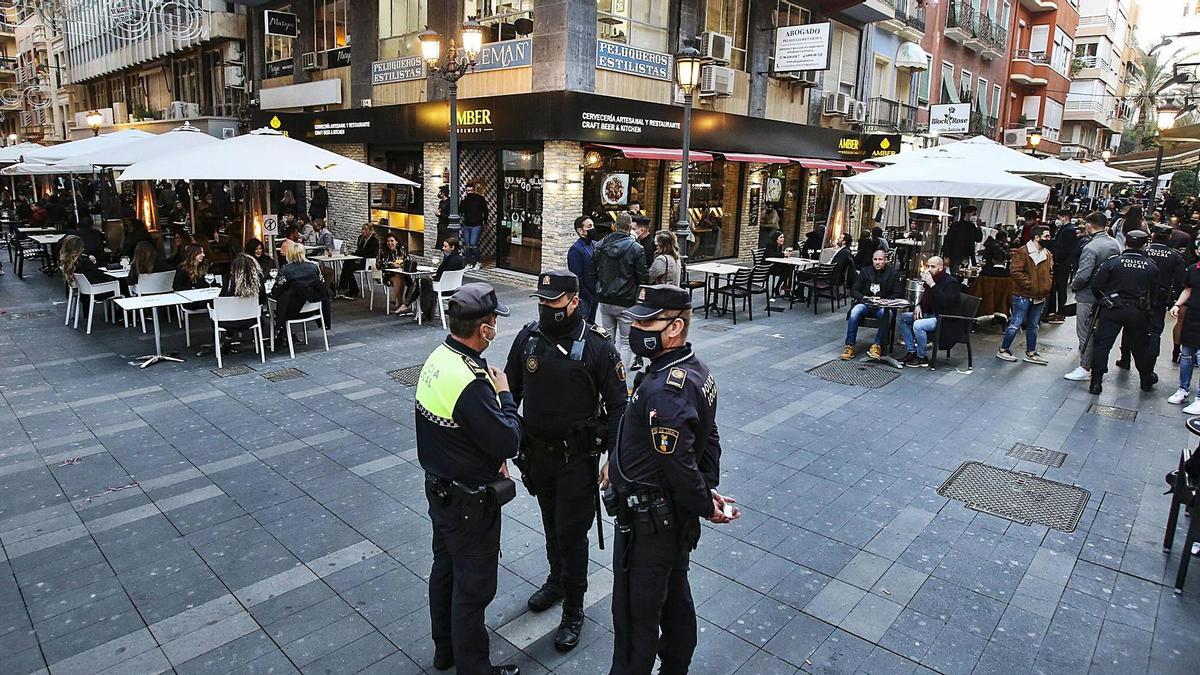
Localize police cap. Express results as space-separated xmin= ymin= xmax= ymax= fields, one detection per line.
xmin=623 ymin=284 xmax=694 ymax=320
xmin=1125 ymin=230 xmax=1150 ymax=249
xmin=447 ymin=283 xmax=511 ymax=319
xmin=1152 ymin=223 xmax=1173 ymax=236
xmin=530 ymin=269 xmax=579 ymax=300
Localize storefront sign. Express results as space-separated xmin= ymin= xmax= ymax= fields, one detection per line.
xmin=476 ymin=38 xmax=532 ymax=72
xmin=266 ymin=59 xmax=294 ymax=79
xmin=326 ymin=46 xmax=352 ymax=68
xmin=313 ymin=119 xmax=372 ymax=137
xmin=836 ymin=133 xmax=899 ymax=160
xmin=929 ymin=103 xmax=969 ymax=134
xmin=580 ymin=110 xmax=680 ymax=135
xmin=455 ymin=107 xmax=495 ymax=137
xmin=748 ymin=186 xmax=761 ymax=231
xmin=372 ymin=56 xmax=425 ymax=85
xmin=773 ymin=22 xmax=832 ymax=72
xmin=265 ymin=10 xmax=298 ymax=38
xmin=595 ymin=40 xmax=673 ymax=81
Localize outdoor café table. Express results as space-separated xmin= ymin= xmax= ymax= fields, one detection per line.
xmin=859 ymin=296 xmax=915 ymax=369
xmin=113 ymin=288 xmax=219 ymax=368
xmin=310 ymin=253 xmax=362 ymax=292
xmin=765 ymin=256 xmax=818 ymax=310
xmin=397 ymin=265 xmax=437 ymax=324
xmin=25 ymin=233 xmax=65 ymax=276
xmin=686 ymin=261 xmax=746 ymax=319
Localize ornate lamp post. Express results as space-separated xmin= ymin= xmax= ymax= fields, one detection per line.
xmin=673 ymin=45 xmax=703 ymax=259
xmin=1151 ymin=98 xmax=1181 ymax=207
xmin=419 ymin=20 xmax=484 ymax=241
xmin=1027 ymin=128 xmax=1042 ymax=156
xmin=85 ymin=110 xmax=103 ymax=137
xmin=1101 ymin=149 xmax=1111 ymax=162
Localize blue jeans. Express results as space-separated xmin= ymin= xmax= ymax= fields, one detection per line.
xmin=1181 ymin=345 xmax=1198 ymax=392
xmin=461 ymin=224 xmax=482 ymax=265
xmin=1001 ymin=296 xmax=1045 ymax=353
xmin=899 ymin=311 xmax=938 ymax=358
xmin=846 ymin=304 xmax=886 ymax=346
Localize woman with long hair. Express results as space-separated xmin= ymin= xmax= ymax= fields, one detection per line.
xmin=648 ymin=230 xmax=681 ymax=286
xmin=216 ymin=254 xmax=265 ymax=349
xmin=129 ymin=240 xmax=171 ymax=286
xmin=60 ymin=234 xmax=105 ymax=285
xmin=245 ymin=237 xmax=275 ymax=276
xmin=377 ymin=234 xmax=411 ymax=314
xmin=173 ymin=243 xmax=210 ymax=310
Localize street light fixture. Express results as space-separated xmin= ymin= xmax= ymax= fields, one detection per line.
xmin=1027 ymin=128 xmax=1042 ymax=155
xmin=85 ymin=110 xmax=103 ymax=136
xmin=673 ymin=44 xmax=703 ymax=259
xmin=6 ymin=133 xmax=15 ymax=147
xmin=419 ymin=18 xmax=483 ymax=242
xmin=1101 ymin=149 xmax=1112 ymax=162
xmin=1151 ymin=98 xmax=1182 ymax=206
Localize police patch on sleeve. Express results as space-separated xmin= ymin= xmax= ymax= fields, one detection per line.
xmin=526 ymin=356 xmax=538 ymax=373
xmin=666 ymin=368 xmax=687 ymax=389
xmin=615 ymin=359 xmax=627 ymax=381
xmin=650 ymin=427 xmax=679 ymax=454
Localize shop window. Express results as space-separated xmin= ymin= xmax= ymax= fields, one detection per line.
xmin=670 ymin=159 xmax=740 ymax=262
xmin=314 ymin=0 xmax=350 ymax=53
xmin=369 ymin=149 xmax=425 ymax=253
xmin=597 ymin=0 xmax=668 ymax=52
xmin=265 ymin=3 xmax=294 ymax=64
xmin=379 ymin=0 xmax=426 ymax=60
xmin=583 ymin=150 xmax=654 ymax=224
xmin=465 ymin=0 xmax=534 ymax=43
xmin=704 ymin=0 xmax=749 ymax=71
xmin=497 ymin=148 xmax=543 ymax=275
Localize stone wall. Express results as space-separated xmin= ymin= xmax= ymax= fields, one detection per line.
xmin=539 ymin=141 xmax=584 ymax=271
xmin=306 ymin=143 xmax=369 ymax=248
xmin=422 ymin=142 xmax=448 ymax=258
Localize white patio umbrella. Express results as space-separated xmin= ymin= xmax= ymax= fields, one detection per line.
xmin=22 ymin=129 xmax=153 ymax=164
xmin=1080 ymin=160 xmax=1141 ymax=182
xmin=1031 ymin=157 xmax=1091 ymax=180
xmin=841 ymin=157 xmax=1051 ymax=202
xmin=66 ymin=123 xmax=219 ymax=168
xmin=0 ymin=142 xmax=43 ymax=165
xmin=881 ymin=196 xmax=909 ymax=231
xmin=1061 ymin=160 xmax=1129 ymax=183
xmin=870 ymin=135 xmax=1079 ymax=179
xmin=0 ymin=161 xmax=91 ymax=175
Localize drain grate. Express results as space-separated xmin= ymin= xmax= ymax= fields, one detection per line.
xmin=1089 ymin=403 xmax=1137 ymax=421
xmin=388 ymin=365 xmax=424 ymax=386
xmin=261 ymin=367 xmax=306 ymax=382
xmin=806 ymin=359 xmax=901 ymax=389
xmin=3 ymin=310 xmax=52 ymax=320
xmin=938 ymin=461 xmax=1090 ymax=532
xmin=701 ymin=324 xmax=734 ymax=333
xmin=211 ymin=364 xmax=253 ymax=378
xmin=1037 ymin=343 xmax=1074 ymax=355
xmin=1007 ymin=442 xmax=1067 ymax=468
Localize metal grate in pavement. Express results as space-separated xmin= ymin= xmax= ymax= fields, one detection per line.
xmin=211 ymin=364 xmax=253 ymax=378
xmin=1037 ymin=343 xmax=1074 ymax=355
xmin=806 ymin=359 xmax=900 ymax=389
xmin=701 ymin=324 xmax=734 ymax=333
xmin=1007 ymin=442 xmax=1067 ymax=468
xmin=388 ymin=365 xmax=424 ymax=386
xmin=938 ymin=461 xmax=1090 ymax=532
xmin=1089 ymin=403 xmax=1137 ymax=422
xmin=261 ymin=367 xmax=306 ymax=382
xmin=3 ymin=310 xmax=51 ymax=320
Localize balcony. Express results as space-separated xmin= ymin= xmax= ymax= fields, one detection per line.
xmin=1077 ymin=14 xmax=1117 ymax=38
xmin=897 ymin=0 xmax=926 ymax=39
xmin=1010 ymin=50 xmax=1050 ymax=86
xmin=1071 ymin=55 xmax=1119 ymax=88
xmin=945 ymin=1 xmax=976 ymax=43
xmin=964 ymin=12 xmax=989 ymax=51
xmin=983 ymin=24 xmax=1008 ymax=60
xmin=970 ymin=111 xmax=998 ymax=139
xmin=842 ymin=0 xmax=896 ymax=24
xmin=866 ymin=97 xmax=927 ymax=134
xmin=1019 ymin=0 xmax=1059 ymax=12
xmin=1064 ymin=98 xmax=1110 ymax=126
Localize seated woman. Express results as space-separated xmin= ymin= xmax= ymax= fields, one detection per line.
xmin=245 ymin=237 xmax=276 ymax=277
xmin=128 ymin=240 xmax=173 ymax=289
xmin=764 ymin=228 xmax=793 ymax=294
xmin=60 ymin=234 xmax=113 ymax=322
xmin=433 ymin=236 xmax=466 ymax=281
xmin=376 ymin=234 xmax=412 ymax=314
xmin=167 ymin=232 xmax=194 ymax=267
xmin=172 ymin=243 xmax=211 ymax=311
xmin=272 ymin=240 xmax=331 ymax=339
xmin=217 ymin=253 xmax=267 ymax=350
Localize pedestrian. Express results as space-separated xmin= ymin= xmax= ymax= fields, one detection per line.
xmin=1064 ymin=212 xmax=1122 ymax=383
xmin=603 ymin=284 xmax=739 ymax=675
xmin=1044 ymin=210 xmax=1078 ymax=323
xmin=414 ymin=283 xmax=522 ymax=675
xmin=567 ymin=216 xmax=598 ymax=323
xmin=503 ymin=270 xmax=628 ymax=652
xmin=308 ymin=182 xmax=328 ymax=220
xmin=942 ymin=205 xmax=981 ymax=268
xmin=997 ymin=225 xmax=1054 ymax=365
xmin=591 ymin=213 xmax=649 ymax=378
xmin=459 ymin=183 xmax=489 ymax=269
xmin=1087 ymin=230 xmax=1160 ymax=395
xmin=1019 ymin=208 xmax=1040 ymax=245
xmin=632 ymin=215 xmax=655 ymax=269
xmin=648 ymin=231 xmax=681 ymax=286
xmin=1169 ymin=264 xmax=1200 ymax=412
xmin=898 ymin=256 xmax=960 ymax=368
xmin=1126 ymin=224 xmax=1185 ymax=370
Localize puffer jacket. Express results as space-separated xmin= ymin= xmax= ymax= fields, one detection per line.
xmin=1009 ymin=242 xmax=1054 ymax=300
xmin=590 ymin=232 xmax=649 ymax=307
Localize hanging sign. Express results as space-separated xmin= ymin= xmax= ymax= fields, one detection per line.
xmin=265 ymin=10 xmax=298 ymax=38
xmin=929 ymin=103 xmax=969 ymax=134
xmin=595 ymin=40 xmax=673 ymax=81
xmin=263 ymin=213 xmax=279 ymax=236
xmin=773 ymin=22 xmax=832 ymax=72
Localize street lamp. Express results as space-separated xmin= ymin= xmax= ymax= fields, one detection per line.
xmin=420 ymin=19 xmax=483 ymax=242
xmin=1027 ymin=128 xmax=1042 ymax=156
xmin=673 ymin=44 xmax=703 ymax=259
xmin=1150 ymin=98 xmax=1182 ymax=207
xmin=6 ymin=133 xmax=15 ymax=146
xmin=1101 ymin=149 xmax=1112 ymax=162
xmin=85 ymin=110 xmax=103 ymax=137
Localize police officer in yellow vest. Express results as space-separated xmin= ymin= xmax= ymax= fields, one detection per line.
xmin=415 ymin=282 xmax=522 ymax=675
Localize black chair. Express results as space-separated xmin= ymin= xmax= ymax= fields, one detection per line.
xmin=680 ymin=260 xmax=705 ymax=302
xmin=799 ymin=259 xmax=851 ymax=314
xmin=751 ymin=247 xmax=766 ymax=266
xmin=929 ymin=294 xmax=982 ymax=371
xmin=1163 ymin=418 xmax=1200 ymax=595
xmin=712 ymin=267 xmax=754 ymax=324
xmin=748 ymin=264 xmax=773 ymax=318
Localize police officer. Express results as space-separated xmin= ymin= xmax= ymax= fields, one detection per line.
xmin=603 ymin=284 xmax=740 ymax=675
xmin=1089 ymin=230 xmax=1161 ymax=395
xmin=415 ymin=283 xmax=522 ymax=675
xmin=503 ymin=269 xmax=628 ymax=652
xmin=1145 ymin=224 xmax=1186 ymax=365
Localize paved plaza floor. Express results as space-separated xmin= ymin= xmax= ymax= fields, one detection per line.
xmin=1 ymin=269 xmax=1198 ymax=675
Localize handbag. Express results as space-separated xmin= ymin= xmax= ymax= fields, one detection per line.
xmin=486 ymin=476 xmax=517 ymax=507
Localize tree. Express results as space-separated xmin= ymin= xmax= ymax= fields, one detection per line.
xmin=1172 ymin=169 xmax=1199 ymax=200
xmin=1125 ymin=47 xmax=1199 ymax=148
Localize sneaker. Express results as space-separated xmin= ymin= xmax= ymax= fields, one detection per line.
xmin=1184 ymin=399 xmax=1200 ymax=415
xmin=868 ymin=344 xmax=882 ymax=360
xmin=1023 ymin=351 xmax=1049 ymax=365
xmin=1045 ymin=314 xmax=1065 ymax=324
xmin=840 ymin=345 xmax=855 ymax=360
xmin=907 ymin=356 xmax=929 ymax=368
xmin=1169 ymin=388 xmax=1190 ymax=405
xmin=901 ymin=352 xmax=917 ymax=366
xmin=996 ymin=348 xmax=1018 ymax=362
xmin=1064 ymin=366 xmax=1091 ymax=381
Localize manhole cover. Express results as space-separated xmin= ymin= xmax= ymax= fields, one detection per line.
xmin=702 ymin=324 xmax=733 ymax=333
xmin=806 ymin=359 xmax=900 ymax=389
xmin=938 ymin=461 xmax=1090 ymax=532
xmin=388 ymin=365 xmax=423 ymax=386
xmin=1007 ymin=442 xmax=1067 ymax=468
xmin=261 ymin=368 xmax=306 ymax=382
xmin=1089 ymin=403 xmax=1137 ymax=421
xmin=212 ymin=364 xmax=253 ymax=378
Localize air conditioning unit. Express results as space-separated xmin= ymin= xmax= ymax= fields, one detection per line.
xmin=162 ymin=101 xmax=200 ymax=120
xmin=223 ymin=65 xmax=245 ymax=89
xmin=823 ymin=92 xmax=849 ymax=116
xmin=847 ymin=99 xmax=867 ymax=122
xmin=222 ymin=41 xmax=243 ymax=65
xmin=772 ymin=70 xmax=818 ymax=87
xmin=1003 ymin=127 xmax=1028 ymax=147
xmin=301 ymin=51 xmax=324 ymax=71
xmin=699 ymin=65 xmax=735 ymax=98
xmin=699 ymin=32 xmax=733 ymax=65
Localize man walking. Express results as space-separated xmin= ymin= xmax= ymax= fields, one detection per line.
xmin=1064 ymin=212 xmax=1122 ymax=382
xmin=504 ymin=270 xmax=627 ymax=652
xmin=1045 ymin=211 xmax=1077 ymax=323
xmin=460 ymin=183 xmax=489 ymax=269
xmin=568 ymin=216 xmax=598 ymax=324
xmin=1087 ymin=230 xmax=1160 ymax=395
xmin=591 ymin=213 xmax=649 ymax=377
xmin=997 ymin=225 xmax=1054 ymax=364
xmin=415 ymin=283 xmax=522 ymax=675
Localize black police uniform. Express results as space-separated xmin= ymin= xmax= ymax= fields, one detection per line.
xmin=503 ymin=270 xmax=628 ymax=650
xmin=1144 ymin=234 xmax=1186 ymax=363
xmin=1090 ymin=237 xmax=1161 ymax=391
xmin=415 ymin=283 xmax=522 ymax=675
xmin=608 ymin=285 xmax=722 ymax=675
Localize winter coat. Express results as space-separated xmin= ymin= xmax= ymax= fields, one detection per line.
xmin=1009 ymin=242 xmax=1055 ymax=300
xmin=590 ymin=231 xmax=649 ymax=307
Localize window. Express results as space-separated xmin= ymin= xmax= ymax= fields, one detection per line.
xmin=1029 ymin=24 xmax=1049 ymax=55
xmin=1075 ymin=42 xmax=1098 ymax=58
xmin=705 ymin=0 xmax=750 ymax=70
xmin=1043 ymin=98 xmax=1063 ymax=141
xmin=991 ymin=83 xmax=1002 ymax=118
xmin=826 ymin=22 xmax=860 ymax=97
xmin=960 ymin=68 xmax=973 ymax=103
xmin=379 ymin=0 xmax=425 ymax=59
xmin=940 ymin=61 xmax=957 ymax=103
xmin=1001 ymin=0 xmax=1010 ymax=28
xmin=1022 ymin=95 xmax=1041 ymax=124
xmin=977 ymin=77 xmax=988 ymax=115
xmin=465 ymin=0 xmax=533 ymax=43
xmin=776 ymin=0 xmax=810 ymax=27
xmin=314 ymin=0 xmax=350 ymax=53
xmin=917 ymin=54 xmax=932 ymax=103
xmin=265 ymin=3 xmax=294 ymax=65
xmin=1051 ymin=27 xmax=1072 ymax=76
xmin=597 ymin=0 xmax=669 ymax=52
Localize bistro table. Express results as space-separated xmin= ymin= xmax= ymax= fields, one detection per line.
xmin=857 ymin=296 xmax=916 ymax=369
xmin=25 ymin=233 xmax=65 ymax=277
xmin=765 ymin=256 xmax=819 ymax=310
xmin=397 ymin=265 xmax=437 ymax=324
xmin=687 ymin=261 xmax=746 ymax=319
xmin=113 ymin=287 xmax=219 ymax=368
xmin=311 ymin=253 xmax=362 ymax=296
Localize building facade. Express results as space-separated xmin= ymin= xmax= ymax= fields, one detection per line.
xmin=1000 ymin=0 xmax=1080 ymax=157
xmin=1060 ymin=0 xmax=1138 ymax=159
xmin=920 ymin=0 xmax=1013 ymax=142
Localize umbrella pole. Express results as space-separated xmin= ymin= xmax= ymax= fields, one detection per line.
xmin=70 ymin=175 xmax=78 ymax=222
xmin=189 ymin=180 xmax=196 ymax=234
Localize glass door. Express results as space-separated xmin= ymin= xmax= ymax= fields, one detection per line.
xmin=496 ymin=148 xmax=544 ymax=275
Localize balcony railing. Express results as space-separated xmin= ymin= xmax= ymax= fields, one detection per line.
xmin=1074 ymin=55 xmax=1111 ymax=71
xmin=947 ymin=1 xmax=976 ymax=34
xmin=867 ymin=97 xmax=925 ymax=133
xmin=992 ymin=26 xmax=1008 ymax=51
xmin=1014 ymin=49 xmax=1050 ymax=64
xmin=895 ymin=0 xmax=926 ymax=32
xmin=1079 ymin=15 xmax=1117 ymax=31
xmin=969 ymin=111 xmax=998 ymax=138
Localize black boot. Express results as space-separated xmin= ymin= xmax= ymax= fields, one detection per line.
xmin=1141 ymin=372 xmax=1159 ymax=391
xmin=527 ymin=581 xmax=562 ymax=612
xmin=1115 ymin=352 xmax=1130 ymax=369
xmin=554 ymin=605 xmax=584 ymax=652
xmin=1088 ymin=377 xmax=1103 ymax=395
xmin=433 ymin=645 xmax=454 ymax=671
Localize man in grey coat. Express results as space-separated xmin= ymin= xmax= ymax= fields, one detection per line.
xmin=1064 ymin=212 xmax=1123 ymax=382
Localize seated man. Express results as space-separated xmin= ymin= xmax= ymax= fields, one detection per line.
xmin=841 ymin=249 xmax=902 ymax=360
xmin=898 ymin=255 xmax=961 ymax=368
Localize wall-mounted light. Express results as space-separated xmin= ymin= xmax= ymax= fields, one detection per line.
xmin=580 ymin=150 xmax=604 ymax=170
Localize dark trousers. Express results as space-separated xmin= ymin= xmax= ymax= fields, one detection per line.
xmin=338 ymin=258 xmax=365 ymax=294
xmin=1119 ymin=309 xmax=1167 ymax=365
xmin=580 ymin=295 xmax=598 ymax=325
xmin=528 ymin=451 xmax=596 ymax=607
xmin=610 ymin=521 xmax=699 ymax=675
xmin=1047 ymin=264 xmax=1070 ymax=316
xmin=1091 ymin=305 xmax=1155 ymax=383
xmin=427 ymin=486 xmax=501 ymax=675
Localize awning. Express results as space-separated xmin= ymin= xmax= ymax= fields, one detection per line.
xmin=896 ymin=42 xmax=930 ymax=70
xmin=720 ymin=152 xmax=793 ymax=164
xmin=593 ymin=144 xmax=714 ymax=162
xmin=941 ymin=69 xmax=961 ymax=104
xmin=794 ymin=158 xmax=848 ymax=170
xmin=844 ymin=161 xmax=877 ymax=172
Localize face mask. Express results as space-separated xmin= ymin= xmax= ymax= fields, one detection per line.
xmin=538 ymin=302 xmax=574 ymax=331
xmin=629 ymin=326 xmax=663 ymax=358
xmin=481 ymin=323 xmax=498 ymax=348
xmin=968 ymin=215 xmax=977 ymax=222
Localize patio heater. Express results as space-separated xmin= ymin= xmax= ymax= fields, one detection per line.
xmin=673 ymin=44 xmax=704 ymax=260
xmin=419 ymin=19 xmax=483 ymax=243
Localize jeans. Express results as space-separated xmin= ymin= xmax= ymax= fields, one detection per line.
xmin=1001 ymin=296 xmax=1046 ymax=353
xmin=845 ymin=304 xmax=886 ymax=346
xmin=598 ymin=302 xmax=632 ymax=377
xmin=1180 ymin=345 xmax=1198 ymax=392
xmin=461 ymin=224 xmax=482 ymax=266
xmin=899 ymin=311 xmax=938 ymax=358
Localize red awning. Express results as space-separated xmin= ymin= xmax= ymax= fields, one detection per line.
xmin=594 ymin=144 xmax=715 ymax=163
xmin=794 ymin=158 xmax=848 ymax=170
xmin=844 ymin=161 xmax=877 ymax=172
xmin=720 ymin=152 xmax=793 ymax=164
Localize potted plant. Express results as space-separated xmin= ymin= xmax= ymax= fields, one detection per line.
xmin=1071 ymin=57 xmax=1086 ymax=75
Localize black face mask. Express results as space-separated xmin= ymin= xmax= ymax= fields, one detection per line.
xmin=629 ymin=325 xmax=665 ymax=357
xmin=588 ymin=228 xmax=603 ymax=241
xmin=539 ymin=303 xmax=576 ymax=333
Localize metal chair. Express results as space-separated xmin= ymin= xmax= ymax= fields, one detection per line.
xmin=431 ymin=269 xmax=466 ymax=330
xmin=712 ymin=267 xmax=754 ymax=324
xmin=929 ymin=294 xmax=983 ymax=371
xmin=797 ymin=263 xmax=845 ymax=315
xmin=208 ymin=296 xmax=266 ymax=368
xmin=1163 ymin=418 xmax=1200 ymax=594
xmin=354 ymin=257 xmax=376 ymax=299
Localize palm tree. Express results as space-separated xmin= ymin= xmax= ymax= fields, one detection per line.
xmin=1127 ymin=47 xmax=1198 ymax=141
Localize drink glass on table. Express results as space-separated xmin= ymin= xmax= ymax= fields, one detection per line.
xmin=204 ymin=273 xmax=215 ymax=287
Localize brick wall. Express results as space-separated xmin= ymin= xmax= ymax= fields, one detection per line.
xmin=540 ymin=141 xmax=584 ymax=272
xmin=737 ymin=163 xmax=767 ymax=263
xmin=422 ymin=142 xmax=448 ymax=258
xmin=306 ymin=143 xmax=369 ymax=247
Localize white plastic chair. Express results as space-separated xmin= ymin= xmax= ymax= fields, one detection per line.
xmin=130 ymin=271 xmax=174 ymax=333
xmin=176 ymin=275 xmax=221 ymax=346
xmin=285 ymin=301 xmax=329 ymax=359
xmin=355 ymin=257 xmax=376 ymax=299
xmin=72 ymin=274 xmax=121 ymax=335
xmin=368 ymin=268 xmax=398 ymax=314
xmin=431 ymin=269 xmax=465 ymax=330
xmin=64 ymin=282 xmax=77 ymax=326
xmin=208 ymin=296 xmax=265 ymax=368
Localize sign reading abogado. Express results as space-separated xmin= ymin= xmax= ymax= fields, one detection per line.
xmin=773 ymin=22 xmax=832 ymax=72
